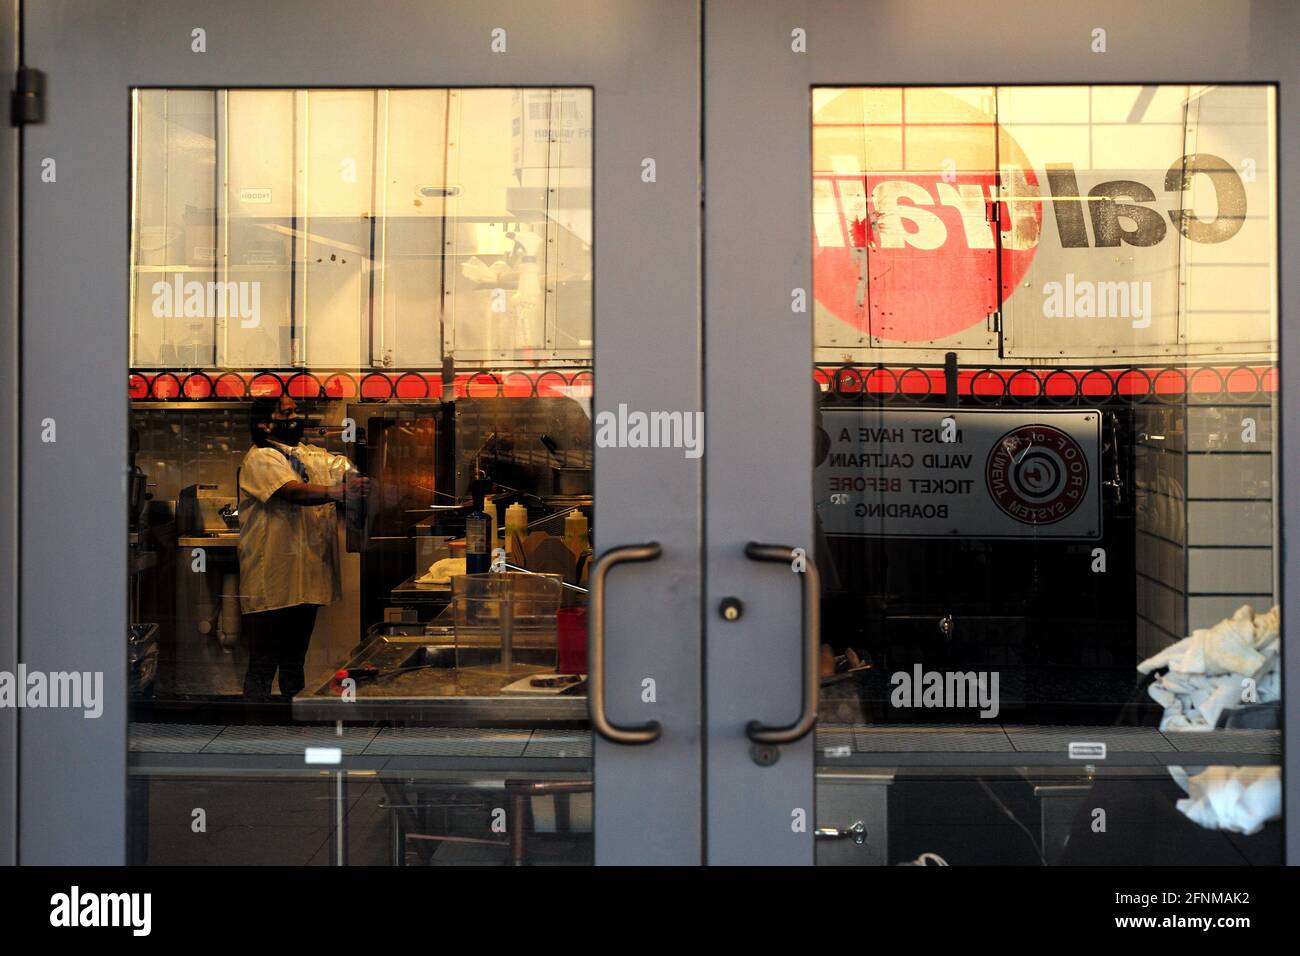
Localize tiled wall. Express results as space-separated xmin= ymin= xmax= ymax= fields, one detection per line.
xmin=1134 ymin=402 xmax=1276 ymax=661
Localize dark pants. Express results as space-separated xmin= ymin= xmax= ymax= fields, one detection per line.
xmin=242 ymin=604 xmax=319 ymax=699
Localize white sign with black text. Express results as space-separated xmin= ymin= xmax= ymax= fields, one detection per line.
xmin=815 ymin=407 xmax=1101 ymax=539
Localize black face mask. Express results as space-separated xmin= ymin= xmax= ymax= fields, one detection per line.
xmin=268 ymin=419 xmax=304 ymax=446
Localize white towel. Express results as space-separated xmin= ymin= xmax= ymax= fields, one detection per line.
xmin=1138 ymin=604 xmax=1280 ymax=732
xmin=1171 ymin=766 xmax=1281 ymax=836
xmin=1139 ymin=605 xmax=1281 ymax=834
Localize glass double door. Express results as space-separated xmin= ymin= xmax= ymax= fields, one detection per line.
xmin=16 ymin=0 xmax=1296 ymax=867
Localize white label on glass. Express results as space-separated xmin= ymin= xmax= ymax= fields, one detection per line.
xmin=466 ymin=518 xmax=487 ymax=554
xmin=1068 ymin=742 xmax=1106 ymax=760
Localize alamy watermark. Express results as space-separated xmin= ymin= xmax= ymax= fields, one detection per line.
xmin=50 ymin=886 xmax=151 ymax=936
xmin=151 ymin=276 xmax=261 ymax=328
xmin=594 ymin=404 xmax=704 ymax=459
xmin=890 ymin=664 xmax=1000 ymax=719
xmin=1042 ymin=273 xmax=1153 ymax=329
xmin=0 ymin=666 xmax=103 ymax=718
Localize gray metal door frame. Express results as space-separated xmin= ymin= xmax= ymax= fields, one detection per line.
xmin=1 ymin=0 xmax=18 ymax=867
xmin=18 ymin=0 xmax=702 ymax=865
xmin=703 ymin=0 xmax=1300 ymax=865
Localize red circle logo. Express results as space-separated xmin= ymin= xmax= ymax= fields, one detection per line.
xmin=813 ymin=89 xmax=1042 ymax=342
xmin=985 ymin=425 xmax=1089 ymax=525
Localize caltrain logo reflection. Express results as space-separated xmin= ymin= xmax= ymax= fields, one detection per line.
xmin=812 ymin=88 xmax=1250 ymax=341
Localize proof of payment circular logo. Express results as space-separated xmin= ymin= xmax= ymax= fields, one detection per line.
xmin=985 ymin=425 xmax=1088 ymax=525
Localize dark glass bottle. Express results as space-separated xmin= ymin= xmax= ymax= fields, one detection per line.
xmin=464 ymin=479 xmax=492 ymax=574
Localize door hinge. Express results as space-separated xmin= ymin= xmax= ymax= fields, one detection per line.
xmin=987 ymin=310 xmax=1002 ymax=333
xmin=11 ymin=67 xmax=46 ymax=126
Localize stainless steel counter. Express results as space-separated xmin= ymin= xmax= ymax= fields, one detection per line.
xmin=389 ymin=573 xmax=451 ymax=605
xmin=178 ymin=533 xmax=239 ymax=548
xmin=293 ymin=694 xmax=588 ymax=723
xmin=293 ymin=631 xmax=587 ymax=724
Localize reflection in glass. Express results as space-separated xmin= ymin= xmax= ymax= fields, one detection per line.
xmin=811 ymin=85 xmax=1280 ymax=866
xmin=127 ymin=88 xmax=594 ymax=865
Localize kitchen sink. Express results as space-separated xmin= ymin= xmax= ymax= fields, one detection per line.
xmin=400 ymin=644 xmax=556 ymax=669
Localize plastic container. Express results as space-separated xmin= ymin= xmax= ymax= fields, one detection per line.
xmin=556 ymin=607 xmax=589 ymax=675
xmin=504 ymin=502 xmax=529 ymax=560
xmin=451 ymin=571 xmax=562 ymax=672
xmin=563 ymin=509 xmax=589 ymax=556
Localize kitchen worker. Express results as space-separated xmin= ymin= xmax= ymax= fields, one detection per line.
xmin=238 ymin=394 xmax=368 ymax=700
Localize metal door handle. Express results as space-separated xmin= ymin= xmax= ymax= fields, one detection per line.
xmin=743 ymin=542 xmax=820 ymax=745
xmin=588 ymin=542 xmax=663 ymax=745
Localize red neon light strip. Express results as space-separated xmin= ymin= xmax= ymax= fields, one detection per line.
xmin=132 ymin=366 xmax=1274 ymax=402
xmin=814 ymin=365 xmax=1277 ymax=399
xmin=128 ymin=370 xmax=593 ymax=402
